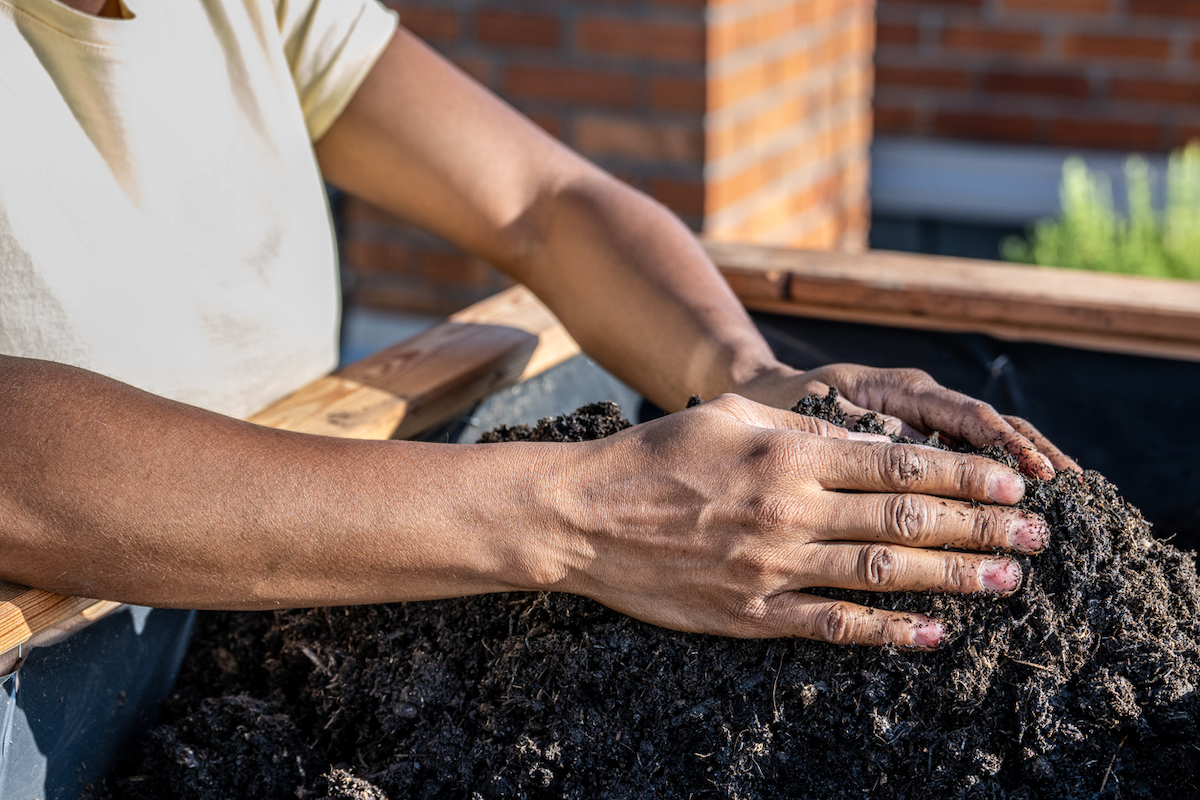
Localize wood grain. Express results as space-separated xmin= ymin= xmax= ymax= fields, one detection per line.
xmin=0 ymin=285 xmax=579 ymax=659
xmin=707 ymin=241 xmax=1200 ymax=361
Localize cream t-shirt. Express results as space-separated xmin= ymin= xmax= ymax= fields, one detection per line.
xmin=0 ymin=0 xmax=398 ymax=418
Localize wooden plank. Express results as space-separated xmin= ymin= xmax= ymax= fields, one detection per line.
xmin=0 ymin=586 xmax=97 ymax=656
xmin=250 ymin=285 xmax=578 ymax=438
xmin=0 ymin=285 xmax=580 ymax=659
xmin=706 ymin=241 xmax=1200 ymax=361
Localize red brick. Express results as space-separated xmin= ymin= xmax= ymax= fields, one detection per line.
xmin=650 ymin=76 xmax=706 ymax=112
xmin=876 ymin=23 xmax=920 ymax=46
xmin=1062 ymin=33 xmax=1171 ymax=60
xmin=881 ymin=0 xmax=981 ymax=6
xmin=450 ymin=56 xmax=490 ymax=85
xmin=1051 ymin=118 xmax=1161 ymax=150
xmin=576 ymin=116 xmax=703 ymax=163
xmin=1110 ymin=78 xmax=1200 ymax=105
xmin=476 ymin=10 xmax=560 ymax=48
xmin=942 ymin=26 xmax=1042 ymax=54
xmin=649 ymin=177 xmax=706 ymax=215
xmin=388 ymin=3 xmax=460 ymax=41
xmin=578 ymin=17 xmax=705 ymax=62
xmin=505 ymin=65 xmax=638 ymax=107
xmin=933 ymin=111 xmax=1037 ymax=142
xmin=875 ymin=64 xmax=970 ymax=89
xmin=983 ymin=71 xmax=1089 ymax=98
xmin=1194 ymin=40 xmax=1200 ymax=61
xmin=1000 ymin=0 xmax=1110 ymax=11
xmin=525 ymin=113 xmax=562 ymax=139
xmin=873 ymin=105 xmax=919 ymax=133
xmin=1129 ymin=0 xmax=1200 ymax=18
xmin=1170 ymin=124 xmax=1200 ymax=148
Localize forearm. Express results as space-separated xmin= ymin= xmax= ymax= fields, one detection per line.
xmin=314 ymin=29 xmax=788 ymax=411
xmin=0 ymin=356 xmax=567 ymax=608
xmin=511 ymin=172 xmax=791 ymax=410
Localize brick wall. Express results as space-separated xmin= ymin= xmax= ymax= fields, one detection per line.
xmin=875 ymin=0 xmax=1200 ymax=152
xmin=341 ymin=0 xmax=875 ymax=315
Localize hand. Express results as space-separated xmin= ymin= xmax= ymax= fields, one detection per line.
xmin=735 ymin=363 xmax=1080 ymax=479
xmin=553 ymin=395 xmax=1047 ymax=648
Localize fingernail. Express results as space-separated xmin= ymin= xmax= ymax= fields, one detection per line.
xmin=1010 ymin=518 xmax=1048 ymax=552
xmin=847 ymin=431 xmax=890 ymax=442
xmin=986 ymin=470 xmax=1025 ymax=505
xmin=913 ymin=620 xmax=945 ymax=649
xmin=980 ymin=559 xmax=1021 ymax=593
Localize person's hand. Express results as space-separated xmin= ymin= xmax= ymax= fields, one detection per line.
xmin=734 ymin=362 xmax=1080 ymax=479
xmin=552 ymin=394 xmax=1047 ymax=648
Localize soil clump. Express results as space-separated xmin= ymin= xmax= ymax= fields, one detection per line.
xmin=88 ymin=398 xmax=1200 ymax=800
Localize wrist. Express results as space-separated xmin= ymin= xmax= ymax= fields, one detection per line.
xmin=487 ymin=441 xmax=596 ymax=595
xmin=722 ymin=358 xmax=805 ymax=406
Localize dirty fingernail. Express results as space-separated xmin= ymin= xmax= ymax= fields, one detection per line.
xmin=980 ymin=559 xmax=1021 ymax=593
xmin=912 ymin=620 xmax=944 ymax=649
xmin=986 ymin=470 xmax=1025 ymax=505
xmin=1010 ymin=518 xmax=1048 ymax=552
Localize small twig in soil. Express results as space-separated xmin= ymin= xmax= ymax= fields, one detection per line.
xmin=1007 ymin=656 xmax=1054 ymax=673
xmin=1099 ymin=737 xmax=1127 ymax=795
xmin=771 ymin=648 xmax=784 ymax=718
xmin=299 ymin=645 xmax=328 ymax=675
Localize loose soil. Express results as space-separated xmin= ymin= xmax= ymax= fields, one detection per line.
xmin=88 ymin=397 xmax=1200 ymax=800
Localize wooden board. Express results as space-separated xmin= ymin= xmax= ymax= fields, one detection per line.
xmin=707 ymin=241 xmax=1200 ymax=362
xmin=0 ymin=285 xmax=579 ymax=658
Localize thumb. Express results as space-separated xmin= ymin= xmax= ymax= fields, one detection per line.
xmin=700 ymin=394 xmax=889 ymax=441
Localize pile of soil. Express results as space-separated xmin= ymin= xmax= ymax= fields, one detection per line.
xmin=88 ymin=398 xmax=1200 ymax=800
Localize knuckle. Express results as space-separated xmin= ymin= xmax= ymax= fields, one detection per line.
xmin=942 ymin=554 xmax=979 ymax=593
xmin=859 ymin=544 xmax=900 ymax=590
xmin=970 ymin=510 xmax=1006 ymax=549
xmin=880 ymin=445 xmax=926 ymax=490
xmin=817 ymin=604 xmax=855 ymax=644
xmin=965 ymin=400 xmax=998 ymax=427
xmin=727 ymin=595 xmax=770 ymax=634
xmin=741 ymin=492 xmax=793 ymax=532
xmin=895 ymin=367 xmax=932 ymax=386
xmin=884 ymin=494 xmax=928 ymax=543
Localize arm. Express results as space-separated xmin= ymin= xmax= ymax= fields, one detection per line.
xmin=0 ymin=355 xmax=1039 ymax=648
xmin=314 ymin=27 xmax=1075 ymax=477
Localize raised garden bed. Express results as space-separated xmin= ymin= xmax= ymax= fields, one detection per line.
xmin=3 ymin=244 xmax=1200 ymax=799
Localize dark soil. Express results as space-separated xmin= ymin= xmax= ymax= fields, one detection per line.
xmin=88 ymin=397 xmax=1200 ymax=800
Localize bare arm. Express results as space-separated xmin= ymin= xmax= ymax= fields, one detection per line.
xmin=0 ymin=355 xmax=1040 ymax=648
xmin=314 ymin=28 xmax=1073 ymax=477
xmin=315 ymin=28 xmax=770 ymax=413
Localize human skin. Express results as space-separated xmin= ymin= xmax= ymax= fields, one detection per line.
xmin=0 ymin=17 xmax=1078 ymax=649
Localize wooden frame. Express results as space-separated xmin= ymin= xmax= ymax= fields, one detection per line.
xmin=4 ymin=242 xmax=1198 ymax=659
xmin=708 ymin=242 xmax=1200 ymax=362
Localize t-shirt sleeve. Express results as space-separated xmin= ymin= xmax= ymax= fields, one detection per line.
xmin=274 ymin=0 xmax=399 ymax=141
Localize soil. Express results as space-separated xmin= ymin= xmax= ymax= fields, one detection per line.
xmin=87 ymin=396 xmax=1200 ymax=800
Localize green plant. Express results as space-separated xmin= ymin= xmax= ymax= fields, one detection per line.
xmin=1002 ymin=142 xmax=1200 ymax=280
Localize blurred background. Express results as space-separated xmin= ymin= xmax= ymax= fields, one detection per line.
xmin=335 ymin=0 xmax=1200 ymax=359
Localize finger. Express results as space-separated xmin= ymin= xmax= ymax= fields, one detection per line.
xmin=702 ymin=394 xmax=888 ymax=441
xmin=816 ymin=493 xmax=1048 ymax=554
xmin=887 ymin=390 xmax=1055 ymax=479
xmin=763 ymin=593 xmax=946 ymax=649
xmin=809 ymin=439 xmax=1027 ymax=505
xmin=797 ymin=542 xmax=1023 ymax=596
xmin=1003 ymin=415 xmax=1081 ymax=473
